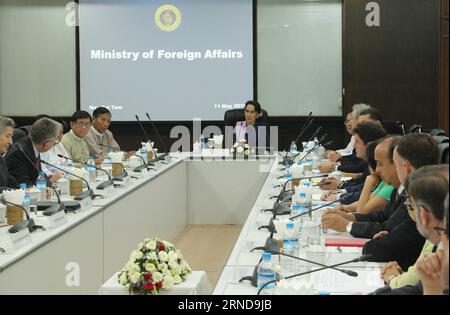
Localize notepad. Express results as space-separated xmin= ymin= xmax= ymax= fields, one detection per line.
xmin=325 ymin=238 xmax=369 ymax=247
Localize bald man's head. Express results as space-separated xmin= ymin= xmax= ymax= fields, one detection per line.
xmin=375 ymin=136 xmax=401 ymax=187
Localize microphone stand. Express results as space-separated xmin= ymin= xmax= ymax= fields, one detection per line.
xmin=13 ymin=143 xmax=80 ymax=214
xmin=56 ymin=155 xmax=114 ymax=191
xmin=256 ymin=255 xmax=372 ymax=295
xmin=2 ymin=198 xmax=45 ymax=234
xmin=41 ymin=160 xmax=96 ymax=200
xmin=146 ymin=113 xmax=170 ymax=161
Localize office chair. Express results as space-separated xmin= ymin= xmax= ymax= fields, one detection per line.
xmin=224 ymin=109 xmax=269 ymax=127
xmin=430 ymin=129 xmax=448 ymax=137
xmin=408 ymin=124 xmax=423 ymax=134
xmin=438 ymin=143 xmax=449 ymax=164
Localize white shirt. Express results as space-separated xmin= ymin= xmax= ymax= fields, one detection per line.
xmin=337 ymin=136 xmax=355 ymax=157
xmin=40 ymin=143 xmax=71 ymax=176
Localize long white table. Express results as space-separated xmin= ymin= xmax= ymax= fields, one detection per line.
xmin=212 ymin=154 xmax=386 ymax=295
xmin=0 ymin=153 xmax=273 ymax=294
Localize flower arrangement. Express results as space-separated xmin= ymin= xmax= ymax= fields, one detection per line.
xmin=230 ymin=140 xmax=250 ymax=159
xmin=118 ymin=237 xmax=192 ymax=295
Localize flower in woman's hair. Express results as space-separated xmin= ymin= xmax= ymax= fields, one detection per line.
xmin=237 ymin=146 xmax=244 ymax=153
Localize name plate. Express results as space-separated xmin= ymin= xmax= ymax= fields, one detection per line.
xmin=122 ymin=176 xmax=131 ymax=186
xmin=103 ymin=184 xmax=115 ymax=196
xmin=79 ymin=196 xmax=94 ymax=212
xmin=10 ymin=228 xmax=32 ymax=250
xmin=49 ymin=211 xmax=67 ymax=229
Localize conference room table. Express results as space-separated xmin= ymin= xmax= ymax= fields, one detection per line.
xmin=0 ymin=151 xmax=273 ymax=294
xmin=212 ymin=154 xmax=386 ymax=294
xmin=0 ymin=151 xmax=386 ymax=294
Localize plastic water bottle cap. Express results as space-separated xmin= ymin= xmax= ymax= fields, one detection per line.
xmin=20 ymin=183 xmax=27 ymax=189
xmin=299 ymin=193 xmax=307 ymax=198
xmin=292 ymin=205 xmax=301 ymax=210
xmin=286 ymin=222 xmax=294 ymax=229
xmin=318 ymin=291 xmax=330 ymax=295
xmin=262 ymin=252 xmax=272 ymax=261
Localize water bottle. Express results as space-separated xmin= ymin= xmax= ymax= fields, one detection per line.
xmin=67 ymin=159 xmax=73 ymax=170
xmin=282 ymin=222 xmax=299 ymax=276
xmin=289 ymin=141 xmax=298 ymax=154
xmin=36 ymin=174 xmax=47 ymax=200
xmin=86 ymin=155 xmax=96 ymax=183
xmin=140 ymin=143 xmax=148 ymax=164
xmin=199 ymin=135 xmax=205 ymax=150
xmin=23 ymin=190 xmax=31 ymax=217
xmin=257 ymin=252 xmax=276 ymax=295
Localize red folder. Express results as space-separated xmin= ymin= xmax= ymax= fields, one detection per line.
xmin=325 ymin=238 xmax=369 ymax=247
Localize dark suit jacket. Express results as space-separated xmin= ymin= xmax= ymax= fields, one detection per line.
xmin=362 ymin=215 xmax=425 ymax=270
xmin=338 ymin=150 xmax=367 ymax=174
xmin=351 ymin=189 xmax=404 ymax=238
xmin=0 ymin=155 xmax=19 ymax=192
xmin=5 ymin=137 xmax=40 ymax=187
xmin=349 ymin=189 xmax=426 ymax=269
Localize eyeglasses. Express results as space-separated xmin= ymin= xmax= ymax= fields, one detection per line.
xmin=434 ymin=226 xmax=448 ymax=237
xmin=405 ymin=197 xmax=415 ymax=212
xmin=75 ymin=122 xmax=91 ymax=128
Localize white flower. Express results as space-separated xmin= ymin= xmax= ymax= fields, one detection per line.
xmin=168 ymin=259 xmax=178 ymax=269
xmin=158 ymin=251 xmax=169 ymax=262
xmin=230 ymin=148 xmax=235 ymax=153
xmin=244 ymin=144 xmax=250 ymax=149
xmin=173 ymin=275 xmax=182 ymax=284
xmin=244 ymin=150 xmax=250 ymax=155
xmin=163 ymin=269 xmax=171 ymax=277
xmin=129 ymin=272 xmax=140 ymax=283
xmin=237 ymin=146 xmax=244 ymax=153
xmin=168 ymin=251 xmax=178 ymax=261
xmin=130 ymin=250 xmax=143 ymax=260
xmin=233 ymin=143 xmax=239 ymax=148
xmin=162 ymin=275 xmax=174 ymax=289
xmin=148 ymin=252 xmax=158 ymax=261
xmin=153 ymin=272 xmax=163 ymax=282
xmin=118 ymin=272 xmax=128 ymax=285
xmin=158 ymin=263 xmax=168 ymax=271
xmin=172 ymin=265 xmax=182 ymax=275
xmin=163 ymin=240 xmax=174 ymax=248
xmin=145 ymin=263 xmax=157 ymax=273
xmin=146 ymin=241 xmax=157 ymax=251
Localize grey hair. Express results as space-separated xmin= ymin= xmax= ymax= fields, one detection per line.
xmin=352 ymin=104 xmax=371 ymax=119
xmin=29 ymin=118 xmax=59 ymax=145
xmin=0 ymin=116 xmax=15 ymax=134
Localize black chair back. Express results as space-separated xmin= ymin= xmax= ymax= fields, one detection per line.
xmin=430 ymin=129 xmax=448 ymax=137
xmin=224 ymin=109 xmax=269 ymax=127
xmin=438 ymin=143 xmax=449 ymax=164
xmin=12 ymin=128 xmax=28 ymax=143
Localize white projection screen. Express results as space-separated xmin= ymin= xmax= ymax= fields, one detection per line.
xmin=79 ymin=0 xmax=254 ymax=121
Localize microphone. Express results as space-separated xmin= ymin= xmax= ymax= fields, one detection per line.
xmin=256 ymin=254 xmax=373 ymax=295
xmin=57 ymin=154 xmax=114 ymax=190
xmin=1 ymin=198 xmax=45 ymax=234
xmin=135 ymin=115 xmax=161 ymax=164
xmin=41 ymin=160 xmax=95 ymax=200
xmin=146 ymin=113 xmax=170 ymax=161
xmin=306 ymin=126 xmax=322 ymax=144
xmin=293 ymin=112 xmax=313 ymax=145
xmin=281 ymin=113 xmax=313 ymax=165
xmin=13 ymin=143 xmax=80 ymax=215
xmin=240 ymin=250 xmax=358 ymax=288
xmin=289 ymin=139 xmax=333 ymax=166
xmin=259 ymin=198 xmax=342 ymax=234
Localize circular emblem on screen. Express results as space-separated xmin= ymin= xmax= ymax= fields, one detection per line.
xmin=155 ymin=5 xmax=181 ymax=32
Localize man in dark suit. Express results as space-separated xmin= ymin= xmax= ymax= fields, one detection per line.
xmin=322 ymin=134 xmax=438 ymax=270
xmin=0 ymin=116 xmax=19 ymax=192
xmin=5 ymin=118 xmax=62 ymax=187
